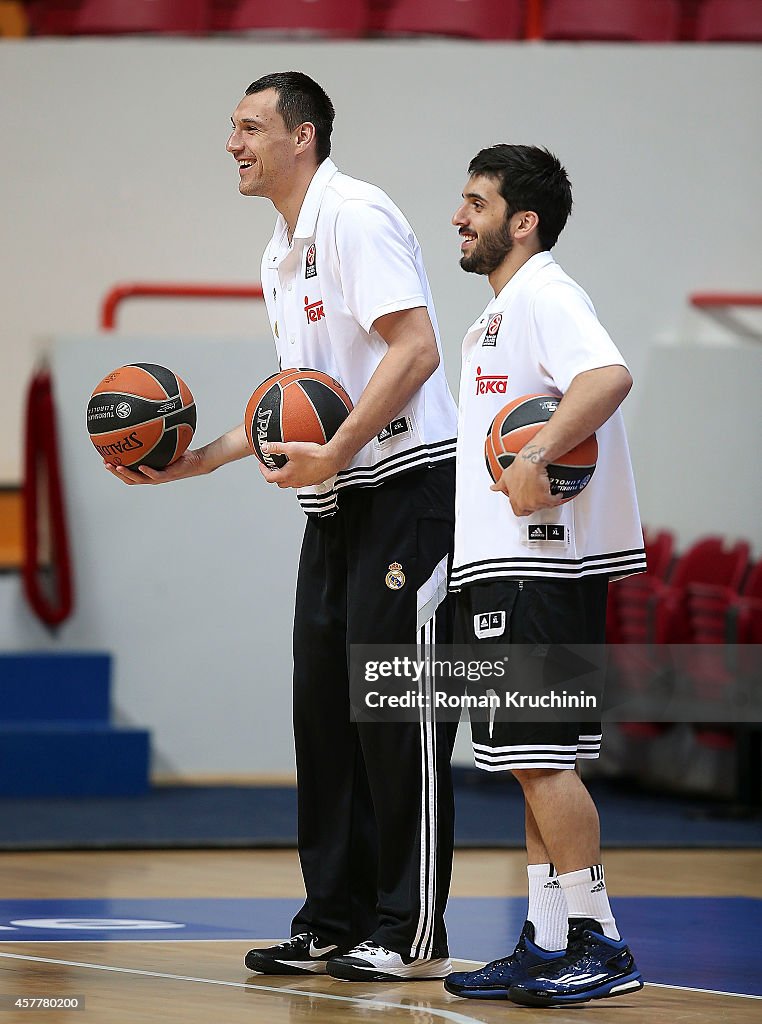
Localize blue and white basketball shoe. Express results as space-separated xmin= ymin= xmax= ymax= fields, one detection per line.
xmin=508 ymin=917 xmax=643 ymax=1006
xmin=444 ymin=921 xmax=562 ymax=999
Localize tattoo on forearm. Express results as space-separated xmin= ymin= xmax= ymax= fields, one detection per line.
xmin=521 ymin=445 xmax=548 ymax=466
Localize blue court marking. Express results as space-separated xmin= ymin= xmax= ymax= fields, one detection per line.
xmin=0 ymin=897 xmax=759 ymax=998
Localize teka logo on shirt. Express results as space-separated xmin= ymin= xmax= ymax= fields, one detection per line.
xmin=482 ymin=313 xmax=502 ymax=347
xmin=305 ymin=243 xmax=317 ymax=279
xmin=304 ymin=295 xmax=325 ymax=324
xmin=475 ymin=366 xmax=508 ymax=396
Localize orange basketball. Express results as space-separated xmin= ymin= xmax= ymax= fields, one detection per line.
xmin=245 ymin=368 xmax=353 ymax=470
xmin=485 ymin=394 xmax=597 ymax=502
xmin=87 ymin=363 xmax=196 ymax=470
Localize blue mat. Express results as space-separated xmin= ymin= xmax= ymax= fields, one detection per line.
xmin=1 ymin=772 xmax=760 ymax=849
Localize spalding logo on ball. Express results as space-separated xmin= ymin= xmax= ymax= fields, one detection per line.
xmin=485 ymin=394 xmax=597 ymax=502
xmin=245 ymin=368 xmax=353 ymax=469
xmin=87 ymin=363 xmax=196 ymax=470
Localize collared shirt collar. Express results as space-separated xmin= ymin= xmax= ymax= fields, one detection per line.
xmin=291 ymin=157 xmax=339 ymax=240
xmin=491 ymin=250 xmax=555 ymax=308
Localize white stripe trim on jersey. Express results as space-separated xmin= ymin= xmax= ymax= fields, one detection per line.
xmin=451 ymin=547 xmax=646 ymax=573
xmin=450 ymin=550 xmax=647 ymax=588
xmin=337 ymin=438 xmax=456 ymax=485
xmin=297 ymin=441 xmax=456 ymax=514
xmin=450 ymin=564 xmax=646 ymax=587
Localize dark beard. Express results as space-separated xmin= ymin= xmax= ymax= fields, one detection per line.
xmin=460 ymin=220 xmax=514 ymax=275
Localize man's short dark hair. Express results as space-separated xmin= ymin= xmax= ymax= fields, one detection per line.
xmin=468 ymin=145 xmax=573 ymax=250
xmin=246 ymin=72 xmax=335 ymax=163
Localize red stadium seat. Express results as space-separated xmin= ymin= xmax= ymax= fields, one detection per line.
xmin=608 ymin=530 xmax=675 ymax=739
xmin=606 ymin=527 xmax=674 ymax=644
xmin=27 ymin=0 xmax=208 ymax=34
xmin=680 ymin=571 xmax=762 ymax=754
xmin=370 ymin=0 xmax=524 ymax=40
xmin=26 ymin=1 xmax=79 ymax=33
xmin=695 ymin=0 xmax=762 ymax=42
xmin=611 ymin=535 xmax=749 ymax=743
xmin=675 ymin=548 xmax=753 ymax=755
xmin=210 ymin=0 xmax=368 ymax=36
xmin=643 ymin=528 xmax=675 ymax=579
xmin=542 ymin=0 xmax=682 ymax=41
xmin=651 ymin=537 xmax=750 ymax=645
xmin=738 ymin=597 xmax=762 ymax=642
xmin=684 ymin=562 xmax=762 ymax=646
xmin=739 ymin=560 xmax=762 ymax=601
xmin=669 ymin=536 xmax=750 ymax=592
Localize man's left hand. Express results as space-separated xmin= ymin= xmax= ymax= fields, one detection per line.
xmin=491 ymin=451 xmax=563 ymax=517
xmin=258 ymin=441 xmax=342 ymax=488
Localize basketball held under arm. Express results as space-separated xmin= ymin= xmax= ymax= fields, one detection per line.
xmin=491 ymin=366 xmax=632 ymax=516
xmin=106 ymin=423 xmax=252 ymax=486
xmin=516 ymin=365 xmax=632 ymax=468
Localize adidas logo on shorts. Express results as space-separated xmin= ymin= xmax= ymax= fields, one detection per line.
xmin=474 ymin=611 xmax=506 ymax=639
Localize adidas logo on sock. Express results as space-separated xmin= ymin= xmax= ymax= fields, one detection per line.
xmin=544 ymin=880 xmax=561 ymax=889
xmin=590 ymin=881 xmax=605 ymax=893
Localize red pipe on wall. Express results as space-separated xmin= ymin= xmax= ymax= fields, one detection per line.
xmin=690 ymin=293 xmax=762 ymax=308
xmin=100 ymin=282 xmax=264 ymax=330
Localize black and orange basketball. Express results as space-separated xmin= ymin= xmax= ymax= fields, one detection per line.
xmin=245 ymin=368 xmax=353 ymax=470
xmin=485 ymin=394 xmax=597 ymax=502
xmin=87 ymin=363 xmax=196 ymax=470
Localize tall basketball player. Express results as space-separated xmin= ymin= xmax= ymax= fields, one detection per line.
xmin=105 ymin=72 xmax=458 ymax=982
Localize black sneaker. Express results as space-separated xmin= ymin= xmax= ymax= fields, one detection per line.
xmin=444 ymin=920 xmax=562 ymax=999
xmin=244 ymin=932 xmax=339 ymax=975
xmin=508 ymin=918 xmax=644 ymax=1006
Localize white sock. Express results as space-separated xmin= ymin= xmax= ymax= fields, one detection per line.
xmin=558 ymin=865 xmax=620 ymax=941
xmin=527 ymin=863 xmax=567 ymax=952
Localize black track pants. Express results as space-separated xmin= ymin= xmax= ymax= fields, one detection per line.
xmin=291 ymin=464 xmax=457 ymax=958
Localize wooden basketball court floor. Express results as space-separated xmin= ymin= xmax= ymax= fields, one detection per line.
xmin=0 ymin=848 xmax=759 ymax=1022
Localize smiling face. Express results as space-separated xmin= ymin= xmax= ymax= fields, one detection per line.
xmin=452 ymin=174 xmax=515 ymax=277
xmin=226 ymin=89 xmax=301 ymax=200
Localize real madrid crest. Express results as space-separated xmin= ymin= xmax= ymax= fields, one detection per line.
xmin=385 ymin=562 xmax=406 ymax=590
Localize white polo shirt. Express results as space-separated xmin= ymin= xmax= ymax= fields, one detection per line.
xmin=260 ymin=158 xmax=457 ymax=516
xmin=451 ymin=252 xmax=646 ymax=588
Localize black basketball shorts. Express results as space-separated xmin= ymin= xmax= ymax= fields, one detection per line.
xmin=454 ymin=576 xmax=608 ymax=772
